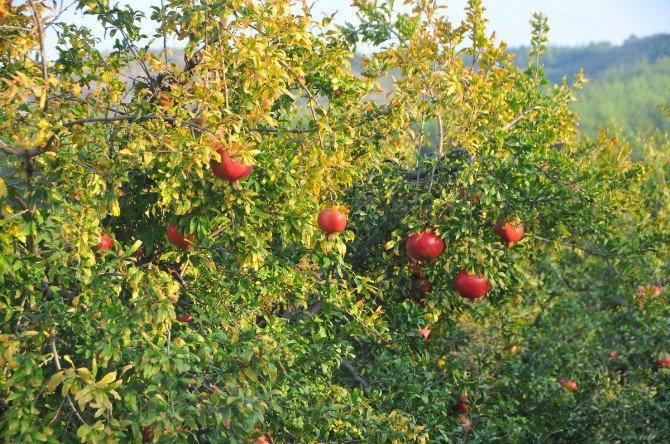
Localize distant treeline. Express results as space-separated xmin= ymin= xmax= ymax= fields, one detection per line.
xmin=510 ymin=34 xmax=670 ymax=137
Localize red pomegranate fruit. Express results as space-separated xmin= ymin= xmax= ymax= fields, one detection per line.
xmin=457 ymin=417 xmax=472 ymax=431
xmin=657 ymin=355 xmax=670 ymax=368
xmin=93 ymin=234 xmax=113 ymax=252
xmin=453 ymin=395 xmax=469 ymax=414
xmin=177 ymin=314 xmax=194 ymax=323
xmin=493 ymin=217 xmax=525 ymax=247
xmin=409 ymin=277 xmax=431 ymax=305
xmin=166 ymin=223 xmax=195 ymax=251
xmin=406 ymin=230 xmax=444 ymax=261
xmin=414 ymin=277 xmax=432 ymax=294
xmin=141 ymin=426 xmax=154 ymax=443
xmin=255 ymin=434 xmax=271 ymax=444
xmin=560 ymin=378 xmax=578 ymax=391
xmin=317 ymin=208 xmax=347 ymax=238
xmin=454 ymin=402 xmax=469 ymax=414
xmin=454 ymin=270 xmax=490 ymax=300
xmin=210 ymin=140 xmax=254 ymax=185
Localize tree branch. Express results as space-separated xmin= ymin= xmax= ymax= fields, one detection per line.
xmin=49 ymin=328 xmax=88 ymax=426
xmin=340 ymin=358 xmax=369 ymax=390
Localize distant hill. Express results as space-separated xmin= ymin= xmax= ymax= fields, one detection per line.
xmin=510 ymin=34 xmax=670 ymax=136
xmin=511 ymin=34 xmax=670 ymax=84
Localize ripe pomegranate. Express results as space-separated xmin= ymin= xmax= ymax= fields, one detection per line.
xmin=453 ymin=395 xmax=469 ymax=414
xmin=457 ymin=417 xmax=472 ymax=431
xmin=637 ymin=285 xmax=662 ymax=297
xmin=166 ymin=223 xmax=195 ymax=251
xmin=409 ymin=277 xmax=431 ymax=305
xmin=177 ymin=314 xmax=194 ymax=323
xmin=610 ymin=351 xmax=618 ymax=361
xmin=559 ymin=378 xmax=578 ymax=391
xmin=317 ymin=207 xmax=347 ymax=238
xmin=255 ymin=435 xmax=271 ymax=444
xmin=414 ymin=277 xmax=432 ymax=294
xmin=636 ymin=285 xmax=662 ymax=307
xmin=406 ymin=230 xmax=444 ymax=261
xmin=209 ymin=139 xmax=254 ymax=185
xmin=418 ymin=327 xmax=431 ymax=341
xmin=657 ymin=355 xmax=670 ymax=368
xmin=493 ymin=217 xmax=524 ymax=247
xmin=93 ymin=234 xmax=113 ymax=252
xmin=141 ymin=426 xmax=154 ymax=443
xmin=454 ymin=270 xmax=490 ymax=300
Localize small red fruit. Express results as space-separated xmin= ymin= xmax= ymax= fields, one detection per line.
xmin=657 ymin=355 xmax=670 ymax=368
xmin=317 ymin=208 xmax=347 ymax=238
xmin=93 ymin=234 xmax=113 ymax=252
xmin=141 ymin=426 xmax=154 ymax=443
xmin=457 ymin=417 xmax=472 ymax=431
xmin=409 ymin=277 xmax=431 ymax=305
xmin=406 ymin=230 xmax=444 ymax=261
xmin=493 ymin=217 xmax=525 ymax=247
xmin=414 ymin=277 xmax=432 ymax=294
xmin=166 ymin=223 xmax=195 ymax=251
xmin=610 ymin=351 xmax=618 ymax=361
xmin=177 ymin=314 xmax=194 ymax=323
xmin=454 ymin=270 xmax=490 ymax=300
xmin=454 ymin=402 xmax=469 ymax=414
xmin=418 ymin=327 xmax=431 ymax=341
xmin=452 ymin=395 xmax=469 ymax=413
xmin=210 ymin=140 xmax=254 ymax=185
xmin=255 ymin=435 xmax=271 ymax=444
xmin=637 ymin=285 xmax=662 ymax=297
xmin=560 ymin=378 xmax=578 ymax=391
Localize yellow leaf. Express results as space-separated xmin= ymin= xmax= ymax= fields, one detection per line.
xmin=45 ymin=371 xmax=65 ymax=394
xmin=98 ymin=370 xmax=117 ymax=385
xmin=110 ymin=199 xmax=120 ymax=216
xmin=0 ymin=178 xmax=7 ymax=198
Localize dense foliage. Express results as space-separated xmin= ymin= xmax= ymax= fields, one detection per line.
xmin=0 ymin=0 xmax=668 ymax=442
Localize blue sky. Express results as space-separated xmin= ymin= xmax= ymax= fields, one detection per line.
xmin=317 ymin=0 xmax=670 ymax=47
xmin=48 ymin=0 xmax=670 ymax=53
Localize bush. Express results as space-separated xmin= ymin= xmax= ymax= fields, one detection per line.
xmin=0 ymin=0 xmax=667 ymax=442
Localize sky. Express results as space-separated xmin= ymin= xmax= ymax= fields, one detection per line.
xmin=44 ymin=0 xmax=670 ymax=55
xmin=318 ymin=0 xmax=670 ymax=47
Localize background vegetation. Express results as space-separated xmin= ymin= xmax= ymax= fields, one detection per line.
xmin=512 ymin=34 xmax=670 ymax=136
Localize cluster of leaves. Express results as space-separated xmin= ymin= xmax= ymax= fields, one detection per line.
xmin=0 ymin=0 xmax=666 ymax=442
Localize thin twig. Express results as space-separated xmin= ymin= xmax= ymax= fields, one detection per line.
xmin=340 ymin=358 xmax=369 ymax=390
xmin=277 ymin=59 xmax=329 ymax=152
xmin=49 ymin=328 xmax=88 ymax=426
